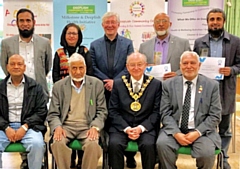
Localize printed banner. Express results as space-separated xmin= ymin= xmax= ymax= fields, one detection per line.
xmin=110 ymin=0 xmax=165 ymax=49
xmin=3 ymin=0 xmax=53 ymax=39
xmin=168 ymin=0 xmax=224 ymax=48
xmin=53 ymin=0 xmax=107 ymax=50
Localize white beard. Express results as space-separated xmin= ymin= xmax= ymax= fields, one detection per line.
xmin=156 ymin=30 xmax=167 ymax=36
xmin=71 ymin=77 xmax=84 ymax=82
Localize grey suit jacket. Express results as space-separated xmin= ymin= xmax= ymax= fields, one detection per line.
xmin=193 ymin=31 xmax=240 ymax=115
xmin=1 ymin=34 xmax=52 ymax=94
xmin=139 ymin=34 xmax=191 ymax=72
xmin=47 ymin=75 xmax=108 ymax=134
xmin=160 ymin=74 xmax=222 ymax=148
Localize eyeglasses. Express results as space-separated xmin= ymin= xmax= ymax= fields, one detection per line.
xmin=154 ymin=19 xmax=169 ymax=24
xmin=104 ymin=21 xmax=118 ymax=25
xmin=128 ymin=63 xmax=145 ymax=68
xmin=66 ymin=32 xmax=78 ymax=36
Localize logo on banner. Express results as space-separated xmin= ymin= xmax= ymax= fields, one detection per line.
xmin=129 ymin=1 xmax=145 ymax=17
xmin=121 ymin=29 xmax=131 ymax=39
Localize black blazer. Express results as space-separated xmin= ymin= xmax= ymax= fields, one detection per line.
xmin=108 ymin=74 xmax=162 ymax=136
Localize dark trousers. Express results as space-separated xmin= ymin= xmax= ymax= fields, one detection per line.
xmin=219 ymin=114 xmax=232 ymax=161
xmin=109 ymin=132 xmax=156 ymax=169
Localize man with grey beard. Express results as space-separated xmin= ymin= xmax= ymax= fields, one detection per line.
xmin=193 ymin=8 xmax=240 ymax=169
xmin=139 ymin=13 xmax=191 ymax=80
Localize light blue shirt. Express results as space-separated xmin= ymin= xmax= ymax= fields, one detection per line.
xmin=210 ymin=34 xmax=223 ymax=58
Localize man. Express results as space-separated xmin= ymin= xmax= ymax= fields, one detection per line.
xmin=139 ymin=13 xmax=191 ymax=80
xmin=90 ymin=12 xmax=136 ymax=167
xmin=47 ymin=53 xmax=107 ymax=169
xmin=193 ymin=8 xmax=240 ymax=169
xmin=157 ymin=51 xmax=221 ymax=169
xmin=0 ymin=54 xmax=47 ymax=169
xmin=1 ymin=8 xmax=52 ymax=98
xmin=108 ymin=52 xmax=162 ymax=169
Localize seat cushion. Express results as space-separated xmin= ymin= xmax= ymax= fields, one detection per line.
xmin=177 ymin=146 xmax=221 ymax=155
xmin=4 ymin=142 xmax=26 ymax=152
xmin=68 ymin=140 xmax=82 ymax=150
xmin=125 ymin=141 xmax=138 ymax=152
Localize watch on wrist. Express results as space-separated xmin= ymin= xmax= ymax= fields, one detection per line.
xmin=21 ymin=125 xmax=28 ymax=131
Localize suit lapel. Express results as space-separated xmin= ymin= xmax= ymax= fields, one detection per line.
xmin=100 ymin=38 xmax=108 ymax=68
xmin=85 ymin=77 xmax=92 ymax=116
xmin=167 ymin=35 xmax=174 ymax=63
xmin=114 ymin=36 xmax=121 ymax=67
xmin=194 ymin=76 xmax=204 ymax=115
xmin=62 ymin=77 xmax=72 ymax=121
xmin=149 ymin=38 xmax=155 ymax=63
xmin=176 ymin=77 xmax=183 ymax=112
xmin=13 ymin=35 xmax=19 ymax=54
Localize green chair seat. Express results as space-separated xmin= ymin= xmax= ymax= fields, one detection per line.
xmin=5 ymin=142 xmax=26 ymax=152
xmin=177 ymin=146 xmax=221 ymax=155
xmin=125 ymin=141 xmax=138 ymax=152
xmin=68 ymin=139 xmax=82 ymax=150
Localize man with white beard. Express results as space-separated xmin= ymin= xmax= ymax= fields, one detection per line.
xmin=139 ymin=13 xmax=191 ymax=80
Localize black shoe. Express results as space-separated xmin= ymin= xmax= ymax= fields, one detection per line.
xmin=222 ymin=161 xmax=231 ymax=169
xmin=126 ymin=157 xmax=136 ymax=168
xmin=70 ymin=160 xmax=76 ymax=168
xmin=20 ymin=160 xmax=28 ymax=169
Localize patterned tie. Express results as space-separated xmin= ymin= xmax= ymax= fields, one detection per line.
xmin=134 ymin=82 xmax=140 ymax=93
xmin=180 ymin=81 xmax=192 ymax=134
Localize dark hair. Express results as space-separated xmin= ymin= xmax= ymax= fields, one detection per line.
xmin=60 ymin=23 xmax=83 ymax=47
xmin=16 ymin=8 xmax=34 ymax=21
xmin=206 ymin=8 xmax=226 ymax=21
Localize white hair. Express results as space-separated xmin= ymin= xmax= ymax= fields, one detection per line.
xmin=102 ymin=12 xmax=120 ymax=23
xmin=180 ymin=51 xmax=199 ymax=63
xmin=68 ymin=53 xmax=86 ymax=65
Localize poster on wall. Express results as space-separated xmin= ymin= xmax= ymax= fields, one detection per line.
xmin=3 ymin=0 xmax=53 ymax=42
xmin=0 ymin=1 xmax=4 ymax=79
xmin=53 ymin=0 xmax=107 ymax=51
xmin=110 ymin=0 xmax=165 ymax=50
xmin=168 ymin=0 xmax=224 ymax=48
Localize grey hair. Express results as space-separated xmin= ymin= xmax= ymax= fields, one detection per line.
xmin=126 ymin=52 xmax=147 ymax=64
xmin=206 ymin=8 xmax=226 ymax=21
xmin=180 ymin=51 xmax=199 ymax=63
xmin=68 ymin=53 xmax=86 ymax=65
xmin=102 ymin=12 xmax=120 ymax=23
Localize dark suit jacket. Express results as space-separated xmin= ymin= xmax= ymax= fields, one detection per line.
xmin=90 ymin=35 xmax=134 ymax=80
xmin=108 ymin=75 xmax=162 ymax=136
xmin=160 ymin=74 xmax=222 ymax=148
xmin=193 ymin=31 xmax=240 ymax=115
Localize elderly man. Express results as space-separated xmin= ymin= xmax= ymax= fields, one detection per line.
xmin=139 ymin=13 xmax=191 ymax=80
xmin=90 ymin=11 xmax=136 ymax=167
xmin=0 ymin=54 xmax=47 ymax=169
xmin=193 ymin=8 xmax=240 ymax=169
xmin=157 ymin=51 xmax=222 ymax=169
xmin=108 ymin=52 xmax=162 ymax=169
xmin=47 ymin=53 xmax=107 ymax=169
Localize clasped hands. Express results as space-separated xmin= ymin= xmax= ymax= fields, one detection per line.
xmin=126 ymin=127 xmax=142 ymax=140
xmin=174 ymin=131 xmax=200 ymax=146
xmin=6 ymin=127 xmax=26 ymax=142
xmin=53 ymin=126 xmax=99 ymax=141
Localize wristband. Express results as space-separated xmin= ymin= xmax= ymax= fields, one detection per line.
xmin=21 ymin=125 xmax=28 ymax=131
xmin=5 ymin=126 xmax=9 ymax=131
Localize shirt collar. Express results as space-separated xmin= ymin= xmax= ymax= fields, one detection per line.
xmin=71 ymin=76 xmax=86 ymax=89
xmin=104 ymin=34 xmax=118 ymax=42
xmin=7 ymin=76 xmax=25 ymax=85
xmin=19 ymin=36 xmax=33 ymax=43
xmin=131 ymin=75 xmax=144 ymax=86
xmin=209 ymin=32 xmax=224 ymax=41
xmin=155 ymin=34 xmax=170 ymax=44
xmin=182 ymin=75 xmax=198 ymax=86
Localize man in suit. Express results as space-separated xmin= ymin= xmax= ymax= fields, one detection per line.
xmin=108 ymin=52 xmax=162 ymax=169
xmin=156 ymin=51 xmax=221 ymax=169
xmin=1 ymin=8 xmax=52 ymax=99
xmin=193 ymin=8 xmax=240 ymax=169
xmin=139 ymin=13 xmax=191 ymax=80
xmin=90 ymin=12 xmax=136 ymax=168
xmin=47 ymin=53 xmax=107 ymax=169
xmin=0 ymin=54 xmax=48 ymax=169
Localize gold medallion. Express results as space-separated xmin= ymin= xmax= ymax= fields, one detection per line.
xmin=130 ymin=101 xmax=141 ymax=112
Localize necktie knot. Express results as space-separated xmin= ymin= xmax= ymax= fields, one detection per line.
xmin=134 ymin=82 xmax=140 ymax=93
xmin=186 ymin=81 xmax=192 ymax=86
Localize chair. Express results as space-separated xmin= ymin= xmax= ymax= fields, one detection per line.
xmin=177 ymin=146 xmax=223 ymax=169
xmin=121 ymin=141 xmax=161 ymax=169
xmin=51 ymin=139 xmax=108 ymax=169
xmin=3 ymin=142 xmax=48 ymax=169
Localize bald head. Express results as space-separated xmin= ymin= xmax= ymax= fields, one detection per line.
xmin=7 ymin=54 xmax=26 ymax=78
xmin=153 ymin=13 xmax=172 ymax=39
